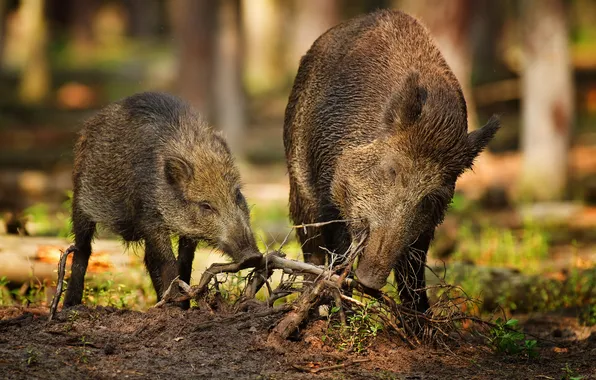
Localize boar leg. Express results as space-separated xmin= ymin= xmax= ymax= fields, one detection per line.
xmin=394 ymin=233 xmax=431 ymax=314
xmin=289 ymin=182 xmax=327 ymax=266
xmin=322 ymin=222 xmax=352 ymax=269
xmin=144 ymin=234 xmax=178 ymax=301
xmin=177 ymin=236 xmax=197 ymax=309
xmin=297 ymin=225 xmax=326 ymax=266
xmin=63 ymin=205 xmax=96 ymax=307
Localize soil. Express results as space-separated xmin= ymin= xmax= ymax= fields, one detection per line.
xmin=0 ymin=306 xmax=594 ymax=380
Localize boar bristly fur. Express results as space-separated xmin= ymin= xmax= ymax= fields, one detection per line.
xmin=284 ymin=10 xmax=499 ymax=313
xmin=65 ymin=92 xmax=261 ymax=308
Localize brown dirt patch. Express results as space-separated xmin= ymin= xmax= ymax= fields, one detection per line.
xmin=0 ymin=306 xmax=594 ymax=379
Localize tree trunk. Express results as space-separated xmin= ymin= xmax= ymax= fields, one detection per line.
xmin=399 ymin=0 xmax=478 ymax=130
xmin=124 ymin=0 xmax=160 ymax=38
xmin=241 ymin=0 xmax=282 ymax=95
xmin=0 ymin=0 xmax=6 ymax=66
xmin=286 ymin=0 xmax=340 ymax=74
xmin=18 ymin=0 xmax=50 ymax=104
xmin=214 ymin=0 xmax=246 ymax=156
xmin=520 ymin=0 xmax=573 ymax=201
xmin=69 ymin=0 xmax=98 ymax=59
xmin=169 ymin=0 xmax=217 ymax=121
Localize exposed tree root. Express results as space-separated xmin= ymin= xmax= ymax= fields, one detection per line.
xmin=50 ymin=222 xmax=505 ymax=349
xmin=268 ymin=278 xmax=327 ymax=341
xmin=152 ymin=245 xmax=504 ymax=349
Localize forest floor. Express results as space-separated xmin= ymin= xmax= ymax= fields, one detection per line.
xmin=0 ymin=304 xmax=594 ymax=380
xmin=1 ymin=146 xmax=595 ymax=379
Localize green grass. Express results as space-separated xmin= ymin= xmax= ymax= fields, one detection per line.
xmin=25 ymin=347 xmax=38 ymax=367
xmin=2 ymin=198 xmax=594 ymax=322
xmin=22 ymin=191 xmax=72 ymax=237
xmin=451 ymin=221 xmax=550 ymax=274
xmin=437 ymin=215 xmax=595 ymax=314
xmin=0 ymin=277 xmax=53 ymax=307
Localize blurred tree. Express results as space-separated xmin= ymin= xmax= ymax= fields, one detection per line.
xmin=0 ymin=0 xmax=5 ymax=67
xmin=69 ymin=0 xmax=98 ymax=59
xmin=18 ymin=0 xmax=50 ymax=104
xmin=124 ymin=0 xmax=161 ymax=38
xmin=520 ymin=0 xmax=573 ymax=201
xmin=169 ymin=0 xmax=217 ymax=121
xmin=170 ymin=0 xmax=246 ymax=156
xmin=472 ymin=0 xmax=512 ymax=84
xmin=399 ymin=0 xmax=478 ymax=130
xmin=215 ymin=0 xmax=245 ymax=156
xmin=241 ymin=0 xmax=282 ymax=95
xmin=287 ymin=0 xmax=340 ymax=73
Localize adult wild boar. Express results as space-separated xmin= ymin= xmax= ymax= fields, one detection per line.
xmin=284 ymin=10 xmax=499 ymax=313
xmin=64 ymin=92 xmax=261 ymax=309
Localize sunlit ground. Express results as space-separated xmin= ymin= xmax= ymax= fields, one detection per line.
xmin=0 ymin=190 xmax=594 ymax=328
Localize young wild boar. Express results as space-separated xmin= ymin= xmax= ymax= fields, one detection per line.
xmin=284 ymin=10 xmax=499 ymax=313
xmin=64 ymin=92 xmax=261 ymax=308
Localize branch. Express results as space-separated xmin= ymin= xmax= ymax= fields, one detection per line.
xmin=292 ymin=358 xmax=371 ymax=374
xmin=48 ymin=245 xmax=76 ymax=321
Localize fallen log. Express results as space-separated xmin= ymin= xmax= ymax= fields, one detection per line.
xmin=0 ymin=235 xmax=128 ymax=284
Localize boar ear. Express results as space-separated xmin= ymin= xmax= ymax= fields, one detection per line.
xmin=466 ymin=115 xmax=501 ymax=167
xmin=213 ymin=130 xmax=232 ymax=156
xmin=385 ymin=71 xmax=427 ymax=127
xmin=165 ymin=156 xmax=193 ymax=186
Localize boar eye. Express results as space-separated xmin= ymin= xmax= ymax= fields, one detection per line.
xmin=198 ymin=202 xmax=215 ymax=214
xmin=388 ymin=167 xmax=397 ymax=180
xmin=235 ymin=189 xmax=245 ymax=205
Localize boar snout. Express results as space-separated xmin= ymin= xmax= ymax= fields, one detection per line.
xmin=355 ymin=228 xmax=403 ymax=290
xmin=219 ymin=214 xmax=262 ymax=266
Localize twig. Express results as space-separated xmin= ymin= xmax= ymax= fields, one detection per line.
xmin=266 ymin=290 xmax=295 ymax=307
xmin=151 ymin=244 xmax=507 ymax=349
xmin=156 ymin=252 xmax=364 ymax=308
xmin=154 ymin=260 xmax=255 ymax=308
xmin=330 ymin=286 xmax=346 ymax=326
xmin=245 ymin=251 xmax=284 ymax=298
xmin=269 ymin=278 xmax=327 ymax=341
xmin=291 ymin=358 xmax=371 ymax=374
xmin=48 ymin=245 xmax=76 ymax=322
xmin=291 ymin=219 xmax=355 ymax=232
xmin=291 ymin=219 xmax=354 ymax=229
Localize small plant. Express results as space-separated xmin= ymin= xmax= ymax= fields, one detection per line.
xmin=0 ymin=276 xmax=10 ymax=306
xmin=487 ymin=318 xmax=538 ymax=358
xmin=68 ymin=309 xmax=79 ymax=322
xmin=561 ymin=363 xmax=584 ymax=380
xmin=64 ymin=310 xmax=80 ymax=332
xmin=6 ymin=280 xmax=49 ymax=307
xmin=579 ymin=304 xmax=596 ymax=327
xmin=323 ymin=302 xmax=384 ymax=353
xmin=79 ymin=336 xmax=90 ymax=364
xmin=217 ymin=272 xmax=249 ymax=303
xmin=24 ymin=347 xmax=38 ymax=366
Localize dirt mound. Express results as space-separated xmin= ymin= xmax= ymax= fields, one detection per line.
xmin=0 ymin=306 xmax=594 ymax=379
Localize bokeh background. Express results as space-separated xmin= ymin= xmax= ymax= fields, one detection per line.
xmin=0 ymin=0 xmax=594 ymax=317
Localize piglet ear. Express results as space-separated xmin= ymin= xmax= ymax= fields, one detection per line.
xmin=465 ymin=115 xmax=501 ymax=167
xmin=165 ymin=156 xmax=193 ymax=186
xmin=385 ymin=71 xmax=427 ymax=127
